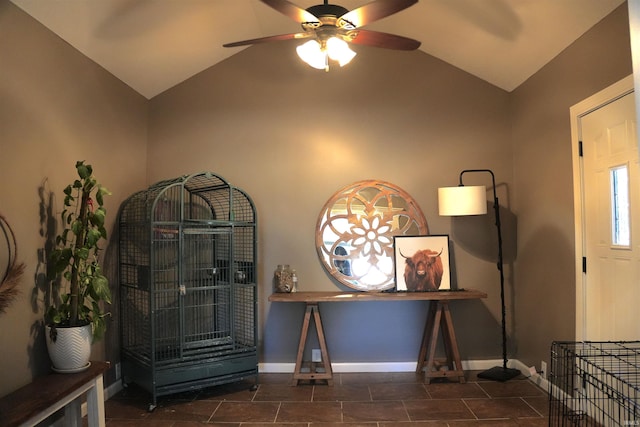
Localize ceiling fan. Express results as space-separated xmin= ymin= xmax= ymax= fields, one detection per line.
xmin=223 ymin=0 xmax=421 ymax=70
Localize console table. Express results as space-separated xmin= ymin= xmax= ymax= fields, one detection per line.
xmin=268 ymin=289 xmax=487 ymax=385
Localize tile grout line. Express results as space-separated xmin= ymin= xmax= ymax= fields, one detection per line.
xmin=461 ymin=397 xmax=481 ymax=421
xmin=520 ymin=395 xmax=546 ymax=417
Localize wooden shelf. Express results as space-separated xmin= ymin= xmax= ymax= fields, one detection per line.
xmin=0 ymin=361 xmax=110 ymax=427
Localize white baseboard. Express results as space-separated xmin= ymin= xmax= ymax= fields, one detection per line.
xmin=105 ymin=380 xmax=124 ymax=400
xmin=259 ymin=359 xmax=505 ymax=373
xmin=509 ymin=358 xmax=551 ymax=392
xmin=259 ymin=359 xmax=549 ymax=393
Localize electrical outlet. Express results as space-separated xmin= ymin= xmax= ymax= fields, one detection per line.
xmin=312 ymin=349 xmax=322 ymax=362
xmin=540 ymin=361 xmax=547 ymax=379
xmin=115 ymin=362 xmax=121 ymax=380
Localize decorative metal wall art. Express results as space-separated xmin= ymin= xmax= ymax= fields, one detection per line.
xmin=316 ymin=180 xmax=428 ymax=291
xmin=0 ymin=213 xmax=24 ymax=314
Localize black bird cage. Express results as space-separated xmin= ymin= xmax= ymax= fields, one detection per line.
xmin=118 ymin=172 xmax=258 ymax=410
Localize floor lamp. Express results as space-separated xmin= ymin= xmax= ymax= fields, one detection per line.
xmin=438 ymin=169 xmax=520 ymax=382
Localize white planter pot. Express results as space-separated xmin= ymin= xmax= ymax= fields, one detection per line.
xmin=45 ymin=323 xmax=92 ymax=373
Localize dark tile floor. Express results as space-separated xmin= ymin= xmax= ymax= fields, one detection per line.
xmin=104 ymin=371 xmax=549 ymax=426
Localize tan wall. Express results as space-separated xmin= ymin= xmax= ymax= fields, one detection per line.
xmin=0 ymin=3 xmax=148 ymax=395
xmin=0 ymin=0 xmax=633 ymax=398
xmin=511 ymin=4 xmax=632 ymax=369
xmin=148 ymin=41 xmax=513 ymax=363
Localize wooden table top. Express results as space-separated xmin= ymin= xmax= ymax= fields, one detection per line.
xmin=268 ymin=289 xmax=487 ymax=303
xmin=0 ymin=361 xmax=110 ymax=427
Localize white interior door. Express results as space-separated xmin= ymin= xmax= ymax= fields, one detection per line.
xmin=580 ymin=90 xmax=640 ymax=341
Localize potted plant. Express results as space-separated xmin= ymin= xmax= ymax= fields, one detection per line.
xmin=46 ymin=160 xmax=112 ymax=372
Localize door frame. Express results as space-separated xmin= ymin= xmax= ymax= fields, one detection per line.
xmin=570 ymin=74 xmax=634 ymax=341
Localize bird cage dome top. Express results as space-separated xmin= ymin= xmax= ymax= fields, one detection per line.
xmin=120 ymin=171 xmax=256 ymax=226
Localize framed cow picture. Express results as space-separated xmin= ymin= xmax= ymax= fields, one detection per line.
xmin=394 ymin=235 xmax=451 ymax=292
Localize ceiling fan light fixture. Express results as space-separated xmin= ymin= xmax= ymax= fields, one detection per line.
xmin=296 ymin=40 xmax=328 ymax=70
xmin=296 ymin=37 xmax=356 ymax=71
xmin=225 ymin=0 xmax=421 ymax=72
xmin=326 ymin=37 xmax=356 ymax=66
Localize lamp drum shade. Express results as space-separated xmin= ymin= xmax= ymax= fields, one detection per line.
xmin=438 ymin=185 xmax=487 ymax=216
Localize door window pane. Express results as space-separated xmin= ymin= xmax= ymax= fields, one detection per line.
xmin=610 ymin=164 xmax=630 ymax=247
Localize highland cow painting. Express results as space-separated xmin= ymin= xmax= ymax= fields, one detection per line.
xmin=394 ymin=235 xmax=451 ymax=291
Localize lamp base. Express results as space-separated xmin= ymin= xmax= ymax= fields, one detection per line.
xmin=477 ymin=366 xmax=521 ymax=382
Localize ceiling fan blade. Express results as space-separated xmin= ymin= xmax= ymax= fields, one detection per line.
xmin=260 ymin=0 xmax=320 ymax=24
xmin=348 ymin=29 xmax=421 ymax=51
xmin=338 ymin=0 xmax=418 ymax=29
xmin=223 ymin=32 xmax=314 ymax=48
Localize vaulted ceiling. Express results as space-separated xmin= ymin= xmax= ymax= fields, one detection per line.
xmin=11 ymin=0 xmax=626 ymax=99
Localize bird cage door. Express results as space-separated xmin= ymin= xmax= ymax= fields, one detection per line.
xmin=180 ymin=227 xmax=234 ymax=355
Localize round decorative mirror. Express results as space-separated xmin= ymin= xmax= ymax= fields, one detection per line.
xmin=316 ymin=180 xmax=428 ymax=291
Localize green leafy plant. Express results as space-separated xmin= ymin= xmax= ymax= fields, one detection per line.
xmin=47 ymin=161 xmax=112 ymax=342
